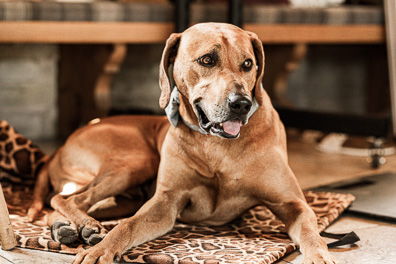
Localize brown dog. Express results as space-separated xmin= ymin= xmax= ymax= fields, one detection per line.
xmin=27 ymin=23 xmax=337 ymax=264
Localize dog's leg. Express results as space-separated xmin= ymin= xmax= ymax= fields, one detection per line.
xmin=49 ymin=194 xmax=146 ymax=245
xmin=253 ymin=162 xmax=338 ymax=264
xmin=87 ymin=189 xmax=150 ymax=220
xmin=51 ymin=164 xmax=156 ymax=245
xmin=27 ymin=161 xmax=51 ymax=222
xmin=70 ymin=146 xmax=195 ymax=264
xmin=50 ymin=188 xmax=111 ymax=245
xmin=267 ymin=199 xmax=337 ymax=264
xmin=46 ymin=210 xmax=79 ymax=245
xmin=73 ymin=189 xmax=188 ymax=264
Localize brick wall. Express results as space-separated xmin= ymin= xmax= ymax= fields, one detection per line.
xmin=0 ymin=44 xmax=58 ymax=140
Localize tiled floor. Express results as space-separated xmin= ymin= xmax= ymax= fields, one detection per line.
xmin=1 ymin=132 xmax=396 ymax=264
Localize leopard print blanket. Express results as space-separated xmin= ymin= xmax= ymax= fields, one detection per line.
xmin=3 ymin=182 xmax=355 ymax=264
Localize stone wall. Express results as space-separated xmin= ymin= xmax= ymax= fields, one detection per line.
xmin=0 ymin=44 xmax=58 ymax=140
xmin=111 ymin=44 xmax=165 ymax=115
xmin=0 ymin=43 xmax=386 ymax=140
xmin=287 ymin=45 xmax=376 ymax=115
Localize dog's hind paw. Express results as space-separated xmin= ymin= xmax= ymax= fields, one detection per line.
xmin=50 ymin=221 xmax=78 ymax=245
xmin=79 ymin=219 xmax=107 ymax=245
xmin=27 ymin=201 xmax=43 ymax=222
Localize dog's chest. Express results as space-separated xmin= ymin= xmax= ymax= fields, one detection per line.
xmin=177 ymin=177 xmax=258 ymax=226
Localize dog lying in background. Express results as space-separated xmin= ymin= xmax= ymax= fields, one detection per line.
xmin=18 ymin=23 xmax=337 ymax=264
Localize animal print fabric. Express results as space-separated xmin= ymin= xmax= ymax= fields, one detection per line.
xmin=2 ymin=182 xmax=355 ymax=264
xmin=0 ymin=120 xmax=48 ymax=185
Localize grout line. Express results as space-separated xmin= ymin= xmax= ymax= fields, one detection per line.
xmin=0 ymin=254 xmax=15 ymax=264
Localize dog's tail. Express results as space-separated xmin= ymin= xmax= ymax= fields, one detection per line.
xmin=0 ymin=120 xmax=51 ymax=221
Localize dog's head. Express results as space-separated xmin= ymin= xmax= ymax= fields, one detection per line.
xmin=159 ymin=23 xmax=265 ymax=139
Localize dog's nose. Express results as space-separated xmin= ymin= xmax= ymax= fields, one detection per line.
xmin=228 ymin=95 xmax=252 ymax=115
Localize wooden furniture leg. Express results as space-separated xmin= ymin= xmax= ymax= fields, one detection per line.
xmin=263 ymin=44 xmax=307 ymax=107
xmin=94 ymin=44 xmax=127 ymax=117
xmin=58 ymin=44 xmax=127 ymax=139
xmin=384 ymin=0 xmax=396 ymax=137
xmin=0 ymin=184 xmax=16 ymax=250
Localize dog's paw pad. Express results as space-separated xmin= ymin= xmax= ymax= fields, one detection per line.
xmin=86 ymin=234 xmax=104 ymax=245
xmin=80 ymin=223 xmax=107 ymax=245
xmin=81 ymin=226 xmax=97 ymax=238
xmin=51 ymin=221 xmax=78 ymax=245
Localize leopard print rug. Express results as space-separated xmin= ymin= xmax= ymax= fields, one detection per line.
xmin=0 ymin=120 xmax=48 ymax=185
xmin=2 ymin=182 xmax=355 ymax=264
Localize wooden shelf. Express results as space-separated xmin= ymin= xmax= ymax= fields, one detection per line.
xmin=0 ymin=21 xmax=385 ymax=44
xmin=0 ymin=22 xmax=175 ymax=44
xmin=245 ymin=24 xmax=385 ymax=44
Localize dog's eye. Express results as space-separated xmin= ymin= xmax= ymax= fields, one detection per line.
xmin=242 ymin=59 xmax=253 ymax=71
xmin=198 ymin=55 xmax=215 ymax=67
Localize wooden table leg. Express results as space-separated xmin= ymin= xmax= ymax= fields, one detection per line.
xmin=0 ymin=184 xmax=16 ymax=250
xmin=385 ymin=0 xmax=396 ymax=137
xmin=263 ymin=44 xmax=307 ymax=107
xmin=58 ymin=44 xmax=127 ymax=140
xmin=94 ymin=44 xmax=127 ymax=117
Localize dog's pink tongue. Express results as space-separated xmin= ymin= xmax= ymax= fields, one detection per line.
xmin=222 ymin=120 xmax=241 ymax=136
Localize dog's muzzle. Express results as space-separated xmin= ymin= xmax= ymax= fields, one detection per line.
xmin=165 ymin=87 xmax=258 ymax=139
xmin=195 ymin=95 xmax=253 ymax=139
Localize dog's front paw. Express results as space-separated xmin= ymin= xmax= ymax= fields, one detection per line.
xmin=50 ymin=221 xmax=78 ymax=245
xmin=79 ymin=219 xmax=108 ymax=245
xmin=303 ymin=250 xmax=339 ymax=264
xmin=73 ymin=244 xmax=121 ymax=264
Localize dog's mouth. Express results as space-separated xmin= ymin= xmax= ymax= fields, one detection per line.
xmin=195 ymin=104 xmax=242 ymax=139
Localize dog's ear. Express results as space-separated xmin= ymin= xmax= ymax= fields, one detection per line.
xmin=159 ymin=33 xmax=181 ymax=109
xmin=247 ymin=31 xmax=265 ymax=105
